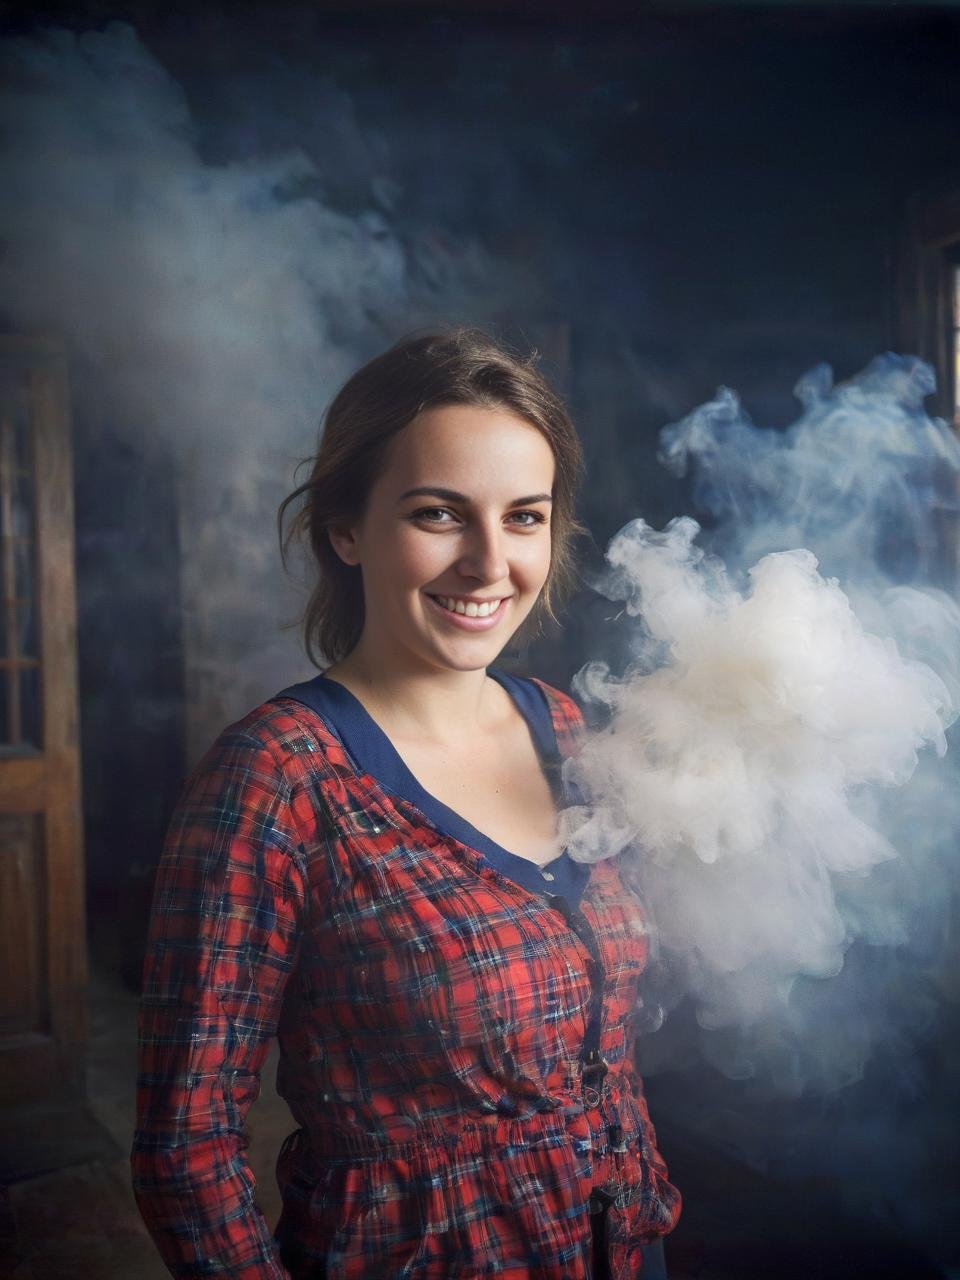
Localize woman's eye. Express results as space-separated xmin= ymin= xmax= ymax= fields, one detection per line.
xmin=412 ymin=507 xmax=456 ymax=523
xmin=409 ymin=507 xmax=547 ymax=527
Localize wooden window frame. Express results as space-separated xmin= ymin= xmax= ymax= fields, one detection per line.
xmin=0 ymin=337 xmax=86 ymax=1105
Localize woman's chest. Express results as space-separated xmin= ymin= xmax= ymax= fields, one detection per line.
xmin=391 ymin=727 xmax=562 ymax=866
xmin=295 ymin=816 xmax=648 ymax=1056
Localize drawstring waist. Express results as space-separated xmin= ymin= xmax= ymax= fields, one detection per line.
xmin=283 ymin=1062 xmax=637 ymax=1163
xmin=281 ymin=1102 xmax=641 ymax=1169
xmin=285 ymin=1108 xmax=589 ymax=1162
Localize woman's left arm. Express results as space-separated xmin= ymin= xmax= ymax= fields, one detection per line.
xmin=620 ymin=1049 xmax=683 ymax=1240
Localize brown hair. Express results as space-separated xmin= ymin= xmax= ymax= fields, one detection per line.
xmin=278 ymin=325 xmax=587 ymax=666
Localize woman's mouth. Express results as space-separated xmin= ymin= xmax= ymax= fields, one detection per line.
xmin=425 ymin=593 xmax=510 ymax=630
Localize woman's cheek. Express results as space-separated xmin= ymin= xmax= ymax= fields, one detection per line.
xmin=519 ymin=537 xmax=552 ymax=591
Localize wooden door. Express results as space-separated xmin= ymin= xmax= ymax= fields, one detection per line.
xmin=0 ymin=337 xmax=86 ymax=1106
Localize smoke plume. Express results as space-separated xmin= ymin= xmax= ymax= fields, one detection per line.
xmin=0 ymin=22 xmax=528 ymax=758
xmin=564 ymin=355 xmax=960 ymax=1094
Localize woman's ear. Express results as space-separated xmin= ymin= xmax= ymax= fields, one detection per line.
xmin=327 ymin=522 xmax=362 ymax=567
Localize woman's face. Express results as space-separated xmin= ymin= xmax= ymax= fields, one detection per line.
xmin=330 ymin=403 xmax=555 ymax=674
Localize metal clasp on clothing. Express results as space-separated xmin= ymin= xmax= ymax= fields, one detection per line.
xmin=582 ymin=1049 xmax=609 ymax=1084
xmin=581 ymin=1049 xmax=609 ymax=1108
xmin=608 ymin=1122 xmax=628 ymax=1154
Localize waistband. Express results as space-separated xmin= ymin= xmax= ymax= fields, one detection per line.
xmin=284 ymin=1106 xmax=610 ymax=1165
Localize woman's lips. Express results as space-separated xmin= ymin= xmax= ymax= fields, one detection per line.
xmin=425 ymin=593 xmax=509 ymax=631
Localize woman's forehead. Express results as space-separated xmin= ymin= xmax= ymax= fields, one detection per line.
xmin=386 ymin=403 xmax=555 ymax=482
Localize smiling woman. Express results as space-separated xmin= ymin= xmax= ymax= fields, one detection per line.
xmin=324 ymin=402 xmax=557 ymax=677
xmin=277 ymin=328 xmax=586 ymax=668
xmin=131 ymin=327 xmax=681 ymax=1280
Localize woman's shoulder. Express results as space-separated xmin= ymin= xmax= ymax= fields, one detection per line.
xmin=192 ymin=688 xmax=352 ymax=786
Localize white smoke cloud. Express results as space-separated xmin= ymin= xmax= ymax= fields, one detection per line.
xmin=0 ymin=23 xmax=529 ymax=757
xmin=0 ymin=23 xmax=401 ymax=753
xmin=0 ymin=24 xmax=403 ymax=455
xmin=565 ymin=356 xmax=960 ymax=1090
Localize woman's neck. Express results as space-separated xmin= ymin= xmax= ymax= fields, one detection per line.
xmin=323 ymin=643 xmax=508 ymax=748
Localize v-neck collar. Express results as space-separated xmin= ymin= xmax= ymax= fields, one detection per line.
xmin=275 ymin=666 xmax=591 ymax=907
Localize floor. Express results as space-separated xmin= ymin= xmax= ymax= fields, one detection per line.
xmin=1 ymin=946 xmax=297 ymax=1280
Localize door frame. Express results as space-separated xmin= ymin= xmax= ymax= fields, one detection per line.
xmin=0 ymin=336 xmax=86 ymax=1106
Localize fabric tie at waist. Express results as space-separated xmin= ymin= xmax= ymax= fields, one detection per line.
xmin=290 ymin=1109 xmax=593 ymax=1162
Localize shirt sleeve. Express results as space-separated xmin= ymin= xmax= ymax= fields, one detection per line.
xmin=131 ymin=727 xmax=308 ymax=1279
xmin=620 ymin=1050 xmax=683 ymax=1239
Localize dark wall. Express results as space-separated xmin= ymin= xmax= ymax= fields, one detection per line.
xmin=73 ymin=422 xmax=186 ymax=968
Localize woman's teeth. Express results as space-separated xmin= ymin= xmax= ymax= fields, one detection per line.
xmin=433 ymin=595 xmax=502 ymax=618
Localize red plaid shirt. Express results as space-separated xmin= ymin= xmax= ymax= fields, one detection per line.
xmin=131 ymin=670 xmax=680 ymax=1279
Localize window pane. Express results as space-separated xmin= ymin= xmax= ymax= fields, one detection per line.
xmin=19 ymin=666 xmax=40 ymax=747
xmin=13 ymin=471 xmax=34 ymax=538
xmin=14 ymin=537 xmax=32 ymax=601
xmin=17 ymin=600 xmax=37 ymax=660
xmin=0 ymin=357 xmax=41 ymax=753
xmin=13 ymin=392 xmax=31 ymax=474
xmin=0 ymin=666 xmax=41 ymax=748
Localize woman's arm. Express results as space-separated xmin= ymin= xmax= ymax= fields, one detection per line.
xmin=131 ymin=726 xmax=308 ymax=1279
xmin=620 ymin=1049 xmax=683 ymax=1240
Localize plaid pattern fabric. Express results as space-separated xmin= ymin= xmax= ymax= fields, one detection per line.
xmin=132 ymin=676 xmax=681 ymax=1279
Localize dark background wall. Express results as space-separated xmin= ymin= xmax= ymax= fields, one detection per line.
xmin=3 ymin=2 xmax=958 ymax=1275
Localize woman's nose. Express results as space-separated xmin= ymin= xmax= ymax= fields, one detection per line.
xmin=457 ymin=520 xmax=509 ymax=583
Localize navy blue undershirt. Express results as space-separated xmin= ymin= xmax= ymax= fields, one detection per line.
xmin=273 ymin=666 xmax=590 ymax=910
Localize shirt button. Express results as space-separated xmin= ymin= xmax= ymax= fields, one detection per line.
xmin=542 ymin=871 xmax=555 ymax=882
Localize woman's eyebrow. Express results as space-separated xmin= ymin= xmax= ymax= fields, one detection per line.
xmin=397 ymin=486 xmax=553 ymax=505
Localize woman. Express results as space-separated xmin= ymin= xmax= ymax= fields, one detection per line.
xmin=131 ymin=327 xmax=681 ymax=1279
